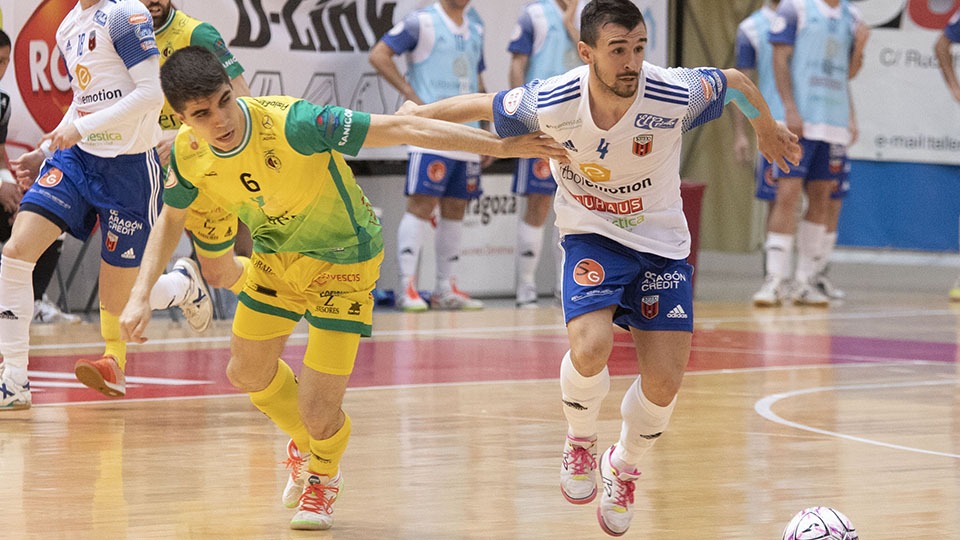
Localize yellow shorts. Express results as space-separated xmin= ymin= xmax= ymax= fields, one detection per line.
xmin=233 ymin=250 xmax=383 ymax=342
xmin=184 ymin=193 xmax=239 ymax=258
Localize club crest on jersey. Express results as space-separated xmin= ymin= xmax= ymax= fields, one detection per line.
xmin=105 ymin=231 xmax=118 ymax=252
xmin=88 ymin=30 xmax=96 ymax=51
xmin=573 ymin=258 xmax=605 ymax=286
xmin=579 ymin=163 xmax=610 ymax=183
xmin=502 ymin=87 xmax=524 ymax=115
xmin=641 ymin=295 xmax=659 ymax=319
xmin=264 ymin=151 xmax=282 ymax=172
xmin=633 ymin=134 xmax=653 ymax=156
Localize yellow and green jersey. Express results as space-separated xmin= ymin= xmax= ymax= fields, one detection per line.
xmin=165 ymin=96 xmax=382 ymax=264
xmin=155 ymin=9 xmax=244 ymax=131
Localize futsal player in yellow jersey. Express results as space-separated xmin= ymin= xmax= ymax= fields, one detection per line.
xmin=119 ymin=46 xmax=567 ymax=530
xmin=146 ymin=0 xmax=254 ymax=301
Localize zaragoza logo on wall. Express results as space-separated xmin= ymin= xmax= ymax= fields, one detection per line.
xmin=14 ymin=0 xmax=76 ymax=132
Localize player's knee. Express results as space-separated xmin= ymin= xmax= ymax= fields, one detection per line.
xmin=226 ymin=355 xmax=271 ymax=393
xmin=569 ymin=345 xmax=612 ymax=377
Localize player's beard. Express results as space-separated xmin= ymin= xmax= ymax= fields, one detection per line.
xmin=593 ymin=61 xmax=639 ymax=99
xmin=146 ymin=2 xmax=171 ymax=29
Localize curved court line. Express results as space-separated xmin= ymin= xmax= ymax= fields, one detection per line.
xmin=755 ymin=379 xmax=960 ymax=459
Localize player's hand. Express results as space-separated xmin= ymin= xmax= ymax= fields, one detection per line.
xmin=40 ymin=123 xmax=83 ymax=153
xmin=499 ymin=132 xmax=569 ymax=163
xmin=784 ymin=107 xmax=803 ymax=139
xmin=0 ymin=181 xmax=21 ymax=215
xmin=120 ymin=295 xmax=153 ymax=344
xmin=757 ymin=121 xmax=802 ymax=174
xmin=480 ymin=155 xmax=496 ymax=169
xmin=156 ymin=137 xmax=174 ymax=168
xmin=10 ymin=149 xmax=45 ymax=190
xmin=395 ymin=100 xmax=419 ymax=116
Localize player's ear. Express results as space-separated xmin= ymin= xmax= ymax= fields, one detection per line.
xmin=173 ymin=112 xmax=187 ymax=126
xmin=577 ymin=41 xmax=591 ymax=64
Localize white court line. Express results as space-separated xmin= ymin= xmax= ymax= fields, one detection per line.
xmin=754 ymin=379 xmax=960 ymax=459
xmin=28 ymin=307 xmax=960 ymax=352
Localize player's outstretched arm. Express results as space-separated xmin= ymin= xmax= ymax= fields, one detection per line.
xmin=722 ymin=68 xmax=801 ymax=173
xmin=395 ymin=93 xmax=496 ymax=125
xmin=364 ymin=113 xmax=567 ymax=162
xmin=120 ymin=203 xmax=189 ymax=344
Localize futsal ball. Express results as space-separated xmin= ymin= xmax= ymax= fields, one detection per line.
xmin=781 ymin=507 xmax=858 ymax=540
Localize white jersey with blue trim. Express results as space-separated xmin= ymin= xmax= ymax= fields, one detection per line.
xmin=57 ymin=0 xmax=161 ymax=156
xmin=492 ymin=62 xmax=727 ymax=259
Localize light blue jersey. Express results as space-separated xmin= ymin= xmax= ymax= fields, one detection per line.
xmin=382 ymin=3 xmax=485 ymax=130
xmin=770 ymin=0 xmax=860 ymax=144
xmin=735 ymin=5 xmax=784 ymax=121
xmin=508 ymin=0 xmax=580 ymax=83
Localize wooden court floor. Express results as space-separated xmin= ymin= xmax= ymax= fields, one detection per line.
xmin=2 ymin=252 xmax=959 ymax=539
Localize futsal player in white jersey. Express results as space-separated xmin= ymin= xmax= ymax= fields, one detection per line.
xmin=934 ymin=10 xmax=960 ymax=300
xmin=761 ymin=0 xmax=867 ymax=307
xmin=398 ymin=0 xmax=800 ymax=535
xmin=0 ymin=0 xmax=210 ymax=409
xmin=508 ymin=0 xmax=582 ymax=308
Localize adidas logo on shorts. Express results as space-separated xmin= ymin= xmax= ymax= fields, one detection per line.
xmin=666 ymin=305 xmax=687 ymax=319
xmin=121 ymin=248 xmax=136 ymax=260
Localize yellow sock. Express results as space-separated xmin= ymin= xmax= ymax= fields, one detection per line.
xmin=308 ymin=413 xmax=351 ymax=478
xmin=100 ymin=306 xmax=127 ymax=371
xmin=226 ymin=256 xmax=251 ymax=295
xmin=248 ymin=359 xmax=310 ymax=451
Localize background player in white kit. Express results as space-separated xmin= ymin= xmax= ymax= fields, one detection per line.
xmin=0 ymin=0 xmax=210 ymax=408
xmin=397 ymin=0 xmax=800 ymax=535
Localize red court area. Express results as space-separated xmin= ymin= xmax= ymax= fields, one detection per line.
xmin=25 ymin=329 xmax=959 ymax=405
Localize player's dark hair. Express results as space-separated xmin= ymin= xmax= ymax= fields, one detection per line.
xmin=160 ymin=46 xmax=231 ymax=113
xmin=579 ymin=0 xmax=644 ymax=47
xmin=0 ymin=30 xmax=10 ymax=50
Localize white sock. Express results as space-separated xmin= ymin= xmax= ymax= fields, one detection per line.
xmin=435 ymin=217 xmax=463 ymax=293
xmin=818 ymin=231 xmax=837 ymax=274
xmin=516 ymin=221 xmax=543 ymax=288
xmin=0 ymin=255 xmax=36 ymax=377
xmin=560 ymin=350 xmax=610 ymax=440
xmin=614 ymin=377 xmax=677 ymax=468
xmin=764 ymin=232 xmax=794 ymax=281
xmin=796 ymin=220 xmax=826 ymax=283
xmin=397 ymin=212 xmax=430 ymax=288
xmin=149 ymin=270 xmax=192 ymax=310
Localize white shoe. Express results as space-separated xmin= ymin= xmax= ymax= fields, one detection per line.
xmin=596 ymin=445 xmax=640 ymax=537
xmin=396 ymin=278 xmax=428 ymax=312
xmin=793 ymin=280 xmax=830 ymax=307
xmin=32 ymin=296 xmax=80 ymax=324
xmin=0 ymin=369 xmax=32 ymax=411
xmin=290 ymin=470 xmax=341 ymax=530
xmin=814 ymin=272 xmax=845 ymax=300
xmin=560 ymin=435 xmax=598 ymax=504
xmin=281 ymin=440 xmax=307 ymax=508
xmin=516 ymin=283 xmax=538 ymax=309
xmin=173 ymin=258 xmax=213 ymax=332
xmin=431 ymin=281 xmax=483 ymax=311
xmin=752 ymin=276 xmax=785 ymax=307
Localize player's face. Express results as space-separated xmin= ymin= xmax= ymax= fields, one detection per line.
xmin=581 ymin=22 xmax=646 ymax=99
xmin=140 ymin=0 xmax=172 ymax=29
xmin=175 ymin=83 xmax=245 ymax=152
xmin=0 ymin=46 xmax=10 ymax=81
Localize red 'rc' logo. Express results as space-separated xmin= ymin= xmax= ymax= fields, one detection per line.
xmin=14 ymin=0 xmax=76 ymax=133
